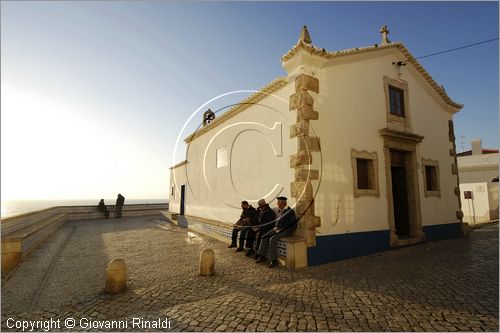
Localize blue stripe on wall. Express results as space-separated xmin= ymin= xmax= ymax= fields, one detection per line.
xmin=423 ymin=222 xmax=463 ymax=241
xmin=307 ymin=230 xmax=391 ymax=266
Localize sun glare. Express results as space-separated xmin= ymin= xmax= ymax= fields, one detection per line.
xmin=1 ymin=85 xmax=119 ymax=200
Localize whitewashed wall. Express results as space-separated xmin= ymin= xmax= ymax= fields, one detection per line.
xmin=460 ymin=182 xmax=499 ymax=223
xmin=169 ymin=83 xmax=296 ymax=224
xmin=458 ymin=153 xmax=499 ymax=183
xmin=311 ymin=49 xmax=460 ymax=236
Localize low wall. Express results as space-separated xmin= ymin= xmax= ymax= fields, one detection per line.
xmin=1 ymin=203 xmax=169 ymax=234
xmin=59 ymin=203 xmax=169 ymax=221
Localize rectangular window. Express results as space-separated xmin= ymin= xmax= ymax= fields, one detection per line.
xmin=389 ymin=86 xmax=405 ymax=117
xmin=425 ymin=165 xmax=438 ymax=191
xmin=422 ymin=159 xmax=440 ymax=197
xmin=171 ymin=186 xmax=175 ymax=198
xmin=352 ymin=149 xmax=379 ymax=197
xmin=216 ymin=146 xmax=228 ymax=168
xmin=356 ymin=158 xmax=374 ymax=190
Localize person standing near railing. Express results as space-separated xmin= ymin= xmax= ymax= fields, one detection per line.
xmin=115 ymin=194 xmax=125 ymax=218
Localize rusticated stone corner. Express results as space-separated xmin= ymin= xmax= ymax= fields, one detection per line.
xmin=290 ymin=181 xmax=314 ymax=199
xmin=290 ymin=90 xmax=314 ymax=110
xmin=295 ymin=73 xmax=319 ymax=93
xmin=296 ymin=106 xmax=319 ymax=121
xmin=294 ymin=197 xmax=315 ymax=217
xmin=290 ymin=151 xmax=312 ymax=168
xmin=290 ymin=120 xmax=310 ymax=138
xmin=295 ymin=167 xmax=319 ymax=181
xmin=298 ymin=136 xmax=321 ymax=152
xmin=289 ymin=73 xmax=321 ymax=249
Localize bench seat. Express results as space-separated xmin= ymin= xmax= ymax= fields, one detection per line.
xmin=162 ymin=212 xmax=307 ymax=269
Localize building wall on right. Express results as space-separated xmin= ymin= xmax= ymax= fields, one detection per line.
xmin=460 ymin=182 xmax=499 ymax=223
xmin=305 ymin=48 xmax=461 ymax=265
xmin=458 ymin=152 xmax=499 ymax=183
xmin=312 ymin=49 xmax=460 ymax=237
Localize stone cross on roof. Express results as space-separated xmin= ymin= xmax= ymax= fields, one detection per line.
xmin=299 ymin=25 xmax=312 ymax=44
xmin=380 ymin=25 xmax=390 ymax=44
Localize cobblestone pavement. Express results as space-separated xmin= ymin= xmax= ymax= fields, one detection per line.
xmin=1 ymin=216 xmax=498 ymax=332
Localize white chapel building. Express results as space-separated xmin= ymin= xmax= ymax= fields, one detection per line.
xmin=167 ymin=26 xmax=466 ymax=266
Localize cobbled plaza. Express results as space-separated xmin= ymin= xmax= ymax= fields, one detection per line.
xmin=1 ymin=216 xmax=498 ymax=332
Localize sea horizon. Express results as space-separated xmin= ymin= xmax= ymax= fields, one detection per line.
xmin=1 ymin=198 xmax=168 ymax=219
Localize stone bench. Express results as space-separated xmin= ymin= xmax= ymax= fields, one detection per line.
xmin=276 ymin=236 xmax=308 ymax=270
xmin=161 ymin=212 xmax=307 ymax=269
xmin=2 ymin=212 xmax=67 ymax=274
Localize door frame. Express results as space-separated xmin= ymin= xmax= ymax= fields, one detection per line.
xmin=380 ymin=128 xmax=425 ymax=247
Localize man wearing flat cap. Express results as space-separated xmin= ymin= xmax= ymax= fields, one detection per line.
xmin=247 ymin=198 xmax=276 ymax=258
xmin=255 ymin=196 xmax=297 ymax=268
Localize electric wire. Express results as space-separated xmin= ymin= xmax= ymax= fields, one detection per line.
xmin=414 ymin=37 xmax=499 ymax=60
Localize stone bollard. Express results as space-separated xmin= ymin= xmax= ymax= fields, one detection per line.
xmin=105 ymin=259 xmax=127 ymax=294
xmin=199 ymin=249 xmax=215 ymax=276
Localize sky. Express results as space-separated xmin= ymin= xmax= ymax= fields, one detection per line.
xmin=1 ymin=1 xmax=498 ymax=201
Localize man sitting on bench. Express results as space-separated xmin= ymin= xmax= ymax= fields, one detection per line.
xmin=228 ymin=201 xmax=257 ymax=249
xmin=255 ymin=196 xmax=297 ymax=268
xmin=247 ymin=199 xmax=276 ymax=258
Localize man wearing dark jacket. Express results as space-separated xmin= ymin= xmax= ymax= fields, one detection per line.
xmin=228 ymin=201 xmax=257 ymax=249
xmin=237 ymin=202 xmax=259 ymax=253
xmin=246 ymin=199 xmax=276 ymax=258
xmin=256 ymin=196 xmax=297 ymax=268
xmin=98 ymin=199 xmax=109 ymax=218
xmin=115 ymin=194 xmax=125 ymax=218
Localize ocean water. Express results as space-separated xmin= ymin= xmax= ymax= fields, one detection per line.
xmin=1 ymin=198 xmax=168 ymax=218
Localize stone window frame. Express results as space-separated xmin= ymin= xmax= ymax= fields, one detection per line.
xmin=351 ymin=149 xmax=380 ymax=198
xmin=422 ymin=158 xmax=441 ymax=197
xmin=383 ymin=76 xmax=411 ymax=127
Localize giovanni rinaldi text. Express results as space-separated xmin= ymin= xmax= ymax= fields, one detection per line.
xmin=6 ymin=317 xmax=172 ymax=331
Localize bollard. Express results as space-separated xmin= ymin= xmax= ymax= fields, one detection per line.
xmin=105 ymin=259 xmax=127 ymax=294
xmin=199 ymin=249 xmax=215 ymax=276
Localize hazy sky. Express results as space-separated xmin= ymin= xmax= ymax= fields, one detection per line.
xmin=1 ymin=1 xmax=498 ymax=200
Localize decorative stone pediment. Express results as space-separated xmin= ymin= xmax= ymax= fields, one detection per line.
xmin=379 ymin=128 xmax=424 ymax=144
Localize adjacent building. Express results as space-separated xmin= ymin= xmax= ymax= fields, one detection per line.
xmin=168 ymin=26 xmax=467 ymax=266
xmin=457 ymin=139 xmax=499 ymax=224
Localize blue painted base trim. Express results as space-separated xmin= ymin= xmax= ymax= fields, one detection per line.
xmin=307 ymin=230 xmax=391 ymax=266
xmin=423 ymin=222 xmax=463 ymax=241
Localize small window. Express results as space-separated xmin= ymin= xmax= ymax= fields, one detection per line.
xmin=352 ymin=150 xmax=379 ymax=197
xmin=425 ymin=166 xmax=438 ymax=191
xmin=389 ymin=86 xmax=405 ymax=117
xmin=171 ymin=186 xmax=175 ymax=198
xmin=216 ymin=146 xmax=228 ymax=168
xmin=357 ymin=158 xmax=374 ymax=190
xmin=422 ymin=159 xmax=440 ymax=197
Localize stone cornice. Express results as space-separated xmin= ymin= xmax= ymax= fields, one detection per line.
xmin=281 ymin=40 xmax=463 ymax=111
xmin=379 ymin=128 xmax=424 ymax=143
xmin=184 ymin=77 xmax=288 ymax=143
